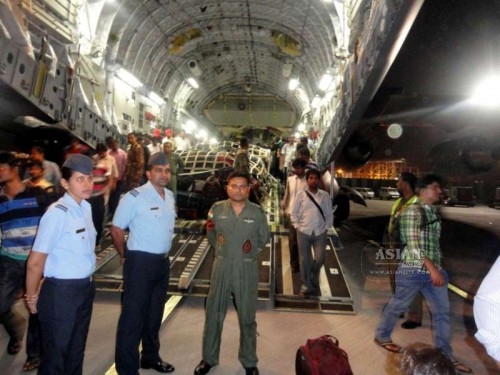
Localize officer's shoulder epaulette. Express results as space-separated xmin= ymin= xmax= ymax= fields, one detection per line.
xmin=213 ymin=200 xmax=225 ymax=207
xmin=55 ymin=203 xmax=68 ymax=212
xmin=130 ymin=189 xmax=140 ymax=197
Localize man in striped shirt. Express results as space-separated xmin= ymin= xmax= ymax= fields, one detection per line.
xmin=0 ymin=152 xmax=55 ymax=371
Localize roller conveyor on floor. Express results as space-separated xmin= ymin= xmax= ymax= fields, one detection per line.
xmin=272 ymin=234 xmax=354 ymax=314
xmin=93 ymin=183 xmax=354 ymax=314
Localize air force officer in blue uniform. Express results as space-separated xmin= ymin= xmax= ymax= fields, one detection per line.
xmin=111 ymin=152 xmax=176 ymax=374
xmin=26 ymin=154 xmax=96 ymax=375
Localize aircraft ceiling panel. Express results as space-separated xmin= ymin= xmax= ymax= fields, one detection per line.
xmin=107 ymin=0 xmax=342 ymax=133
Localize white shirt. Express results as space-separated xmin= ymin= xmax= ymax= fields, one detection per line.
xmin=174 ymin=136 xmax=191 ymax=151
xmin=474 ymin=255 xmax=500 ymax=361
xmin=281 ymin=175 xmax=307 ymax=215
xmin=290 ymin=188 xmax=333 ymax=236
xmin=281 ymin=143 xmax=296 ymax=170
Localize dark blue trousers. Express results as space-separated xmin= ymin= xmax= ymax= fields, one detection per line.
xmin=115 ymin=251 xmax=170 ymax=375
xmin=38 ymin=277 xmax=95 ymax=375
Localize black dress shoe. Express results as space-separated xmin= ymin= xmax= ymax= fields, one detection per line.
xmin=245 ymin=367 xmax=259 ymax=375
xmin=140 ymin=359 xmax=175 ymax=373
xmin=194 ymin=360 xmax=212 ymax=375
xmin=401 ymin=320 xmax=422 ymax=329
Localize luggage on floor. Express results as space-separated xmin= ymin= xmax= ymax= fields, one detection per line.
xmin=295 ymin=335 xmax=353 ymax=375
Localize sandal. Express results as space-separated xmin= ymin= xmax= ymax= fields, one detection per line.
xmin=374 ymin=338 xmax=402 ymax=353
xmin=7 ymin=338 xmax=22 ymax=355
xmin=23 ymin=356 xmax=41 ymax=372
xmin=451 ymin=360 xmax=473 ymax=373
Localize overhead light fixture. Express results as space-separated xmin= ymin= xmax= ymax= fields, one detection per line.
xmin=116 ymin=68 xmax=143 ymax=88
xmin=470 ymin=75 xmax=500 ymax=107
xmin=311 ymin=95 xmax=321 ymax=108
xmin=318 ymin=72 xmax=334 ymax=91
xmin=197 ymin=129 xmax=208 ymax=139
xmin=187 ymin=77 xmax=199 ymax=89
xmin=282 ymin=61 xmax=293 ymax=78
xmin=288 ymin=78 xmax=299 ymax=91
xmin=183 ymin=119 xmax=197 ymax=133
xmin=297 ymin=123 xmax=306 ymax=132
xmin=148 ymin=91 xmax=164 ymax=105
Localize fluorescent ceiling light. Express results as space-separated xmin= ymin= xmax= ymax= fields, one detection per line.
xmin=148 ymin=92 xmax=164 ymax=105
xmin=288 ymin=78 xmax=299 ymax=91
xmin=197 ymin=129 xmax=208 ymax=139
xmin=311 ymin=95 xmax=321 ymax=108
xmin=187 ymin=77 xmax=199 ymax=89
xmin=318 ymin=73 xmax=334 ymax=91
xmin=116 ymin=68 xmax=143 ymax=88
xmin=183 ymin=119 xmax=197 ymax=133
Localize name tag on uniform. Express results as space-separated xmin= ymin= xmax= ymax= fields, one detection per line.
xmin=151 ymin=207 xmax=159 ymax=210
xmin=76 ymin=228 xmax=86 ymax=233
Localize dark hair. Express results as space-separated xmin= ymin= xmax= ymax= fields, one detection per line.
xmin=416 ymin=174 xmax=443 ymax=191
xmin=105 ymin=136 xmax=115 ymax=146
xmin=399 ymin=344 xmax=456 ymax=375
xmin=96 ymin=143 xmax=107 ymax=153
xmin=291 ymin=158 xmax=307 ymax=169
xmin=306 ymin=169 xmax=321 ymax=180
xmin=0 ymin=152 xmax=19 ymax=167
xmin=239 ymin=137 xmax=249 ymax=148
xmin=299 ymin=136 xmax=308 ymax=144
xmin=297 ymin=147 xmax=311 ymax=158
xmin=296 ymin=143 xmax=307 ymax=153
xmin=227 ymin=171 xmax=251 ymax=185
xmin=400 ymin=172 xmax=418 ymax=191
xmin=27 ymin=159 xmax=44 ymax=169
xmin=31 ymin=146 xmax=45 ymax=155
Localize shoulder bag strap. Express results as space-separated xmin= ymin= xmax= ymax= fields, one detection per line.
xmin=305 ymin=190 xmax=325 ymax=221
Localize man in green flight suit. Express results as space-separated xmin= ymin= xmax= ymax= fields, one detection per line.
xmin=194 ymin=171 xmax=270 ymax=375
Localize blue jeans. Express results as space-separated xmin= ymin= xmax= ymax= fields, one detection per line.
xmin=297 ymin=230 xmax=327 ymax=292
xmin=375 ymin=265 xmax=453 ymax=357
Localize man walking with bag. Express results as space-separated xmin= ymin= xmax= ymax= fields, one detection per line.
xmin=290 ymin=169 xmax=333 ymax=297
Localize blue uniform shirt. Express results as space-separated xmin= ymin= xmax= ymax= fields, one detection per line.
xmin=33 ymin=193 xmax=96 ymax=278
xmin=112 ymin=181 xmax=176 ymax=254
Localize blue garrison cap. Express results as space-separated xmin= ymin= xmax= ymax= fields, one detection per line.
xmin=63 ymin=154 xmax=94 ymax=175
xmin=147 ymin=152 xmax=170 ymax=166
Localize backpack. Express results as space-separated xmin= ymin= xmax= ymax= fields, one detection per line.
xmin=386 ymin=202 xmax=440 ymax=249
xmin=295 ymin=335 xmax=353 ymax=375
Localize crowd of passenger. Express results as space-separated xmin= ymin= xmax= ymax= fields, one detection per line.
xmin=0 ymin=129 xmax=499 ymax=374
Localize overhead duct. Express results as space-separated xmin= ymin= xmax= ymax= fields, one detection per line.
xmin=187 ymin=60 xmax=202 ymax=76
